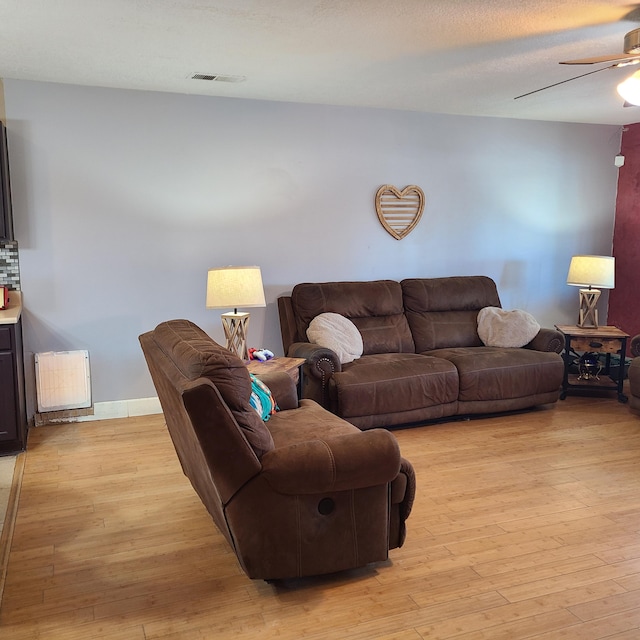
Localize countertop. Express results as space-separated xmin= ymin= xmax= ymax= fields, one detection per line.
xmin=0 ymin=290 xmax=22 ymax=324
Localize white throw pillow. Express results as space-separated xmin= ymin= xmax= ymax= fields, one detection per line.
xmin=477 ymin=306 xmax=541 ymax=348
xmin=306 ymin=313 xmax=364 ymax=364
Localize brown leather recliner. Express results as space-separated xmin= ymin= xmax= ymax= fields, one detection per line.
xmin=139 ymin=319 xmax=415 ymax=581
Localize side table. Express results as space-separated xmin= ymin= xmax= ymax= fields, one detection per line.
xmin=246 ymin=357 xmax=306 ymax=399
xmin=555 ymin=324 xmax=629 ymax=403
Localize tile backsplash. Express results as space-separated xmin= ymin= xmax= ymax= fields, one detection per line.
xmin=0 ymin=239 xmax=21 ymax=290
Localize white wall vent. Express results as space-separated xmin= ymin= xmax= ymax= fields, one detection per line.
xmin=190 ymin=73 xmax=246 ymax=83
xmin=35 ymin=350 xmax=92 ymax=413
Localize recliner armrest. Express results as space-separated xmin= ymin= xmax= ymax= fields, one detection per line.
xmin=260 ymin=428 xmax=401 ymax=494
xmin=287 ymin=341 xmax=341 ymax=379
xmin=255 ymin=371 xmax=298 ymax=411
xmin=525 ymin=327 xmax=564 ymax=354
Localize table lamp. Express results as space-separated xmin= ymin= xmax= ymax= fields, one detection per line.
xmin=566 ymin=255 xmax=615 ymax=328
xmin=206 ymin=266 xmax=266 ymax=359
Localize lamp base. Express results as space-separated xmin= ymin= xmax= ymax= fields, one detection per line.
xmin=577 ymin=288 xmax=601 ymax=328
xmin=221 ymin=312 xmax=250 ymax=360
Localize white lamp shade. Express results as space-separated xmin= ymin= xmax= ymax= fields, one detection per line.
xmin=617 ymin=70 xmax=640 ymax=106
xmin=206 ymin=266 xmax=266 ymax=309
xmin=566 ymin=255 xmax=615 ymax=289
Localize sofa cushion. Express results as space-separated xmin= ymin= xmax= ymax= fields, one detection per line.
xmin=152 ymin=320 xmax=275 ymax=457
xmin=291 ymin=280 xmax=415 ymax=355
xmin=331 ymin=353 xmax=458 ymax=419
xmin=266 ymin=398 xmax=361 ymax=448
xmin=477 ymin=307 xmax=540 ymax=348
xmin=306 ymin=312 xmax=364 ymax=364
xmin=402 ymin=276 xmax=501 ymax=352
xmin=426 ymin=346 xmax=563 ymax=403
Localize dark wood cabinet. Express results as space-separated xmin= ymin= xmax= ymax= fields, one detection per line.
xmin=0 ymin=122 xmax=24 ymax=452
xmin=0 ymin=121 xmax=14 ymax=240
xmin=0 ymin=320 xmax=27 ymax=453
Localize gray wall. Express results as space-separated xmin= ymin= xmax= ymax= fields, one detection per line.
xmin=3 ymin=79 xmax=621 ymax=419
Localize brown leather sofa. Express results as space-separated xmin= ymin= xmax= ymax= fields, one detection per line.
xmin=278 ymin=276 xmax=565 ymax=430
xmin=628 ymin=334 xmax=640 ymax=413
xmin=139 ymin=319 xmax=415 ymax=581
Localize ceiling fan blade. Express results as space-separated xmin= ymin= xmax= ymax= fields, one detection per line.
xmin=624 ymin=101 xmax=639 ymax=107
xmin=514 ymin=65 xmax=615 ymax=100
xmin=561 ymin=53 xmax=640 ymax=65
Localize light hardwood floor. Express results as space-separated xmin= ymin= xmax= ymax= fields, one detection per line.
xmin=1 ymin=389 xmax=640 ymax=639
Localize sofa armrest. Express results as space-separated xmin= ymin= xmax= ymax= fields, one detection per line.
xmin=631 ymin=334 xmax=640 ymax=357
xmin=255 ymin=371 xmax=298 ymax=411
xmin=287 ymin=341 xmax=342 ymax=378
xmin=525 ymin=327 xmax=564 ymax=354
xmin=260 ymin=428 xmax=401 ymax=494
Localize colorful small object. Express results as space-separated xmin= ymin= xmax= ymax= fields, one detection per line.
xmin=249 ymin=374 xmax=278 ymax=420
xmin=248 ymin=348 xmax=274 ymax=361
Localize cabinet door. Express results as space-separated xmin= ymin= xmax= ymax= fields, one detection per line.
xmin=0 ymin=350 xmax=18 ymax=441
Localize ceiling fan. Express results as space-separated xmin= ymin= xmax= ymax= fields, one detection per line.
xmin=515 ymin=27 xmax=640 ymax=103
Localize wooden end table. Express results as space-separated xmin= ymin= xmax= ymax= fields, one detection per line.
xmin=555 ymin=324 xmax=629 ymax=403
xmin=246 ymin=357 xmax=306 ymax=399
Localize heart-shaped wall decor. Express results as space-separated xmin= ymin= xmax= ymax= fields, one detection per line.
xmin=375 ymin=184 xmax=425 ymax=240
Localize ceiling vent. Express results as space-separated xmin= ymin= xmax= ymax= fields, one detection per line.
xmin=190 ymin=73 xmax=246 ymax=83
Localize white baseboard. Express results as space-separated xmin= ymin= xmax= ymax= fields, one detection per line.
xmin=75 ymin=397 xmax=163 ymax=422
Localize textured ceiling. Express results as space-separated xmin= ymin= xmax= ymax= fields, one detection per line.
xmin=2 ymin=0 xmax=640 ymax=125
